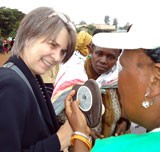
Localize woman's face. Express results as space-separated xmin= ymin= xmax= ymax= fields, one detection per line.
xmin=118 ymin=49 xmax=153 ymax=124
xmin=20 ymin=27 xmax=69 ymax=75
xmin=91 ymin=46 xmax=120 ymax=75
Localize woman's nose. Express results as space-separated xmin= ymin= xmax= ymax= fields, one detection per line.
xmin=100 ymin=56 xmax=108 ymax=63
xmin=51 ymin=49 xmax=62 ymax=62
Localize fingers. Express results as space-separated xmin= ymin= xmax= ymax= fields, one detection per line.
xmin=91 ymin=129 xmax=104 ymax=139
xmin=63 ymin=148 xmax=69 ymax=152
xmin=114 ymin=125 xmax=125 ymax=136
xmin=71 ymin=98 xmax=80 ymax=111
xmin=66 ymin=90 xmax=76 ymax=102
xmin=114 ymin=131 xmax=124 ymax=136
xmin=65 ymin=90 xmax=77 ymax=115
xmin=65 ymin=90 xmax=74 ymax=115
xmin=114 ymin=127 xmax=121 ymax=136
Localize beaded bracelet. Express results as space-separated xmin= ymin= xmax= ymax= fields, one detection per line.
xmin=71 ymin=133 xmax=92 ymax=150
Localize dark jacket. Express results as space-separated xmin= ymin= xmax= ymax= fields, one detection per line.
xmin=0 ymin=56 xmax=61 ymax=151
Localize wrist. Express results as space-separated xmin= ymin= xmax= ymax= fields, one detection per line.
xmin=71 ymin=131 xmax=92 ymax=150
xmin=73 ymin=131 xmax=91 ymax=141
xmin=74 ymin=129 xmax=90 ymax=136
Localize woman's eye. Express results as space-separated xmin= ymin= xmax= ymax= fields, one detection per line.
xmin=107 ymin=56 xmax=116 ymax=60
xmin=50 ymin=43 xmax=57 ymax=48
xmin=47 ymin=41 xmax=57 ymax=48
xmin=95 ymin=52 xmax=103 ymax=57
xmin=61 ymin=49 xmax=67 ymax=56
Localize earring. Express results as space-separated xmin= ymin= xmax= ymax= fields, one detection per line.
xmin=141 ymin=92 xmax=153 ymax=108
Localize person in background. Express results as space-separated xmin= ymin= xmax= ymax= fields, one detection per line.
xmin=0 ymin=38 xmax=3 ymax=53
xmin=3 ymin=38 xmax=9 ymax=54
xmin=84 ymin=37 xmax=130 ymax=138
xmin=76 ymin=31 xmax=92 ymax=57
xmin=65 ymin=20 xmax=160 ymax=152
xmin=51 ymin=31 xmax=130 ymax=139
xmin=51 ymin=31 xmax=92 ymax=116
xmin=0 ymin=7 xmax=77 ymax=152
xmin=9 ymin=37 xmax=15 ymax=51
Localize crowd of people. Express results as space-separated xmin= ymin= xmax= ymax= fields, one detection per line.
xmin=65 ymin=20 xmax=160 ymax=152
xmin=0 ymin=37 xmax=14 ymax=54
xmin=0 ymin=5 xmax=160 ymax=152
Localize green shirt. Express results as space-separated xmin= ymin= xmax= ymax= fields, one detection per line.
xmin=91 ymin=132 xmax=160 ymax=152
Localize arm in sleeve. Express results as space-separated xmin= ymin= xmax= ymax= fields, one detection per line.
xmin=0 ymin=74 xmax=61 ymax=152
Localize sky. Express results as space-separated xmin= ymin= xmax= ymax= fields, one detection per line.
xmin=0 ymin=0 xmax=159 ymax=26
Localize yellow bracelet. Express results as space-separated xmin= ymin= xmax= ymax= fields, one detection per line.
xmin=72 ymin=131 xmax=91 ymax=141
xmin=71 ymin=134 xmax=92 ymax=150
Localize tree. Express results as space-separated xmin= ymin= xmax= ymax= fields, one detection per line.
xmin=87 ymin=24 xmax=96 ymax=35
xmin=104 ymin=15 xmax=110 ymax=25
xmin=79 ymin=20 xmax=87 ymax=25
xmin=113 ymin=18 xmax=118 ymax=29
xmin=0 ymin=7 xmax=25 ymax=37
xmin=123 ymin=22 xmax=132 ymax=31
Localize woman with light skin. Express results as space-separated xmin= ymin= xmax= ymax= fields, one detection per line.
xmin=65 ymin=22 xmax=160 ymax=151
xmin=0 ymin=7 xmax=76 ymax=152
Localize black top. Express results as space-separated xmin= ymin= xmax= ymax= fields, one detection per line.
xmin=0 ymin=56 xmax=61 ymax=151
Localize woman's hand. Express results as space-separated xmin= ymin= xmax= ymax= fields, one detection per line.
xmin=65 ymin=90 xmax=90 ymax=136
xmin=90 ymin=129 xmax=104 ymax=139
xmin=57 ymin=120 xmax=73 ymax=151
xmin=113 ymin=118 xmax=131 ymax=136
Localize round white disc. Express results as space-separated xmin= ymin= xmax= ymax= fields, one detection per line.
xmin=76 ymin=86 xmax=92 ymax=111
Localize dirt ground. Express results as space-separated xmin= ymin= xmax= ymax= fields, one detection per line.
xmin=0 ymin=53 xmax=10 ymax=66
xmin=0 ymin=52 xmax=58 ymax=83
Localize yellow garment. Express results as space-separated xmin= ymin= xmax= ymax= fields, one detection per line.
xmin=76 ymin=31 xmax=92 ymax=56
xmin=41 ymin=64 xmax=59 ymax=83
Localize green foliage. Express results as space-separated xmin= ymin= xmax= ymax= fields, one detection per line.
xmin=87 ymin=24 xmax=96 ymax=35
xmin=76 ymin=27 xmax=81 ymax=33
xmin=9 ymin=31 xmax=16 ymax=38
xmin=76 ymin=24 xmax=96 ymax=35
xmin=0 ymin=7 xmax=25 ymax=37
xmin=104 ymin=15 xmax=110 ymax=25
xmin=79 ymin=20 xmax=87 ymax=25
xmin=123 ymin=23 xmax=131 ymax=31
xmin=119 ymin=22 xmax=131 ymax=31
xmin=113 ymin=18 xmax=118 ymax=29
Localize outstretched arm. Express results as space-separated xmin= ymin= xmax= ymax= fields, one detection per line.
xmin=65 ymin=90 xmax=91 ymax=152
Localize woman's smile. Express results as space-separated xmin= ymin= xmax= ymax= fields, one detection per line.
xmin=41 ymin=58 xmax=53 ymax=67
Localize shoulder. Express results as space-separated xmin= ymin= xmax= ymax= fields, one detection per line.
xmin=0 ymin=67 xmax=32 ymax=112
xmin=0 ymin=67 xmax=31 ymax=101
xmin=0 ymin=67 xmax=25 ymax=83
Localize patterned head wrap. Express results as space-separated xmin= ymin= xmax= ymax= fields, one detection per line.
xmin=76 ymin=31 xmax=92 ymax=56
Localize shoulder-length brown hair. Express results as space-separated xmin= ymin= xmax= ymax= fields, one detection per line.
xmin=12 ymin=7 xmax=77 ymax=63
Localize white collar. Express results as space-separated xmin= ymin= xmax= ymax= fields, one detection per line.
xmin=150 ymin=127 xmax=160 ymax=132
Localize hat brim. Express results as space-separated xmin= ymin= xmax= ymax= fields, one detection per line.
xmin=92 ymin=32 xmax=160 ymax=50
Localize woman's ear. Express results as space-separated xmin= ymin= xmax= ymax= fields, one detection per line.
xmin=87 ymin=42 xmax=92 ymax=54
xmin=154 ymin=63 xmax=160 ymax=79
xmin=89 ymin=43 xmax=94 ymax=54
xmin=148 ymin=63 xmax=160 ymax=98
